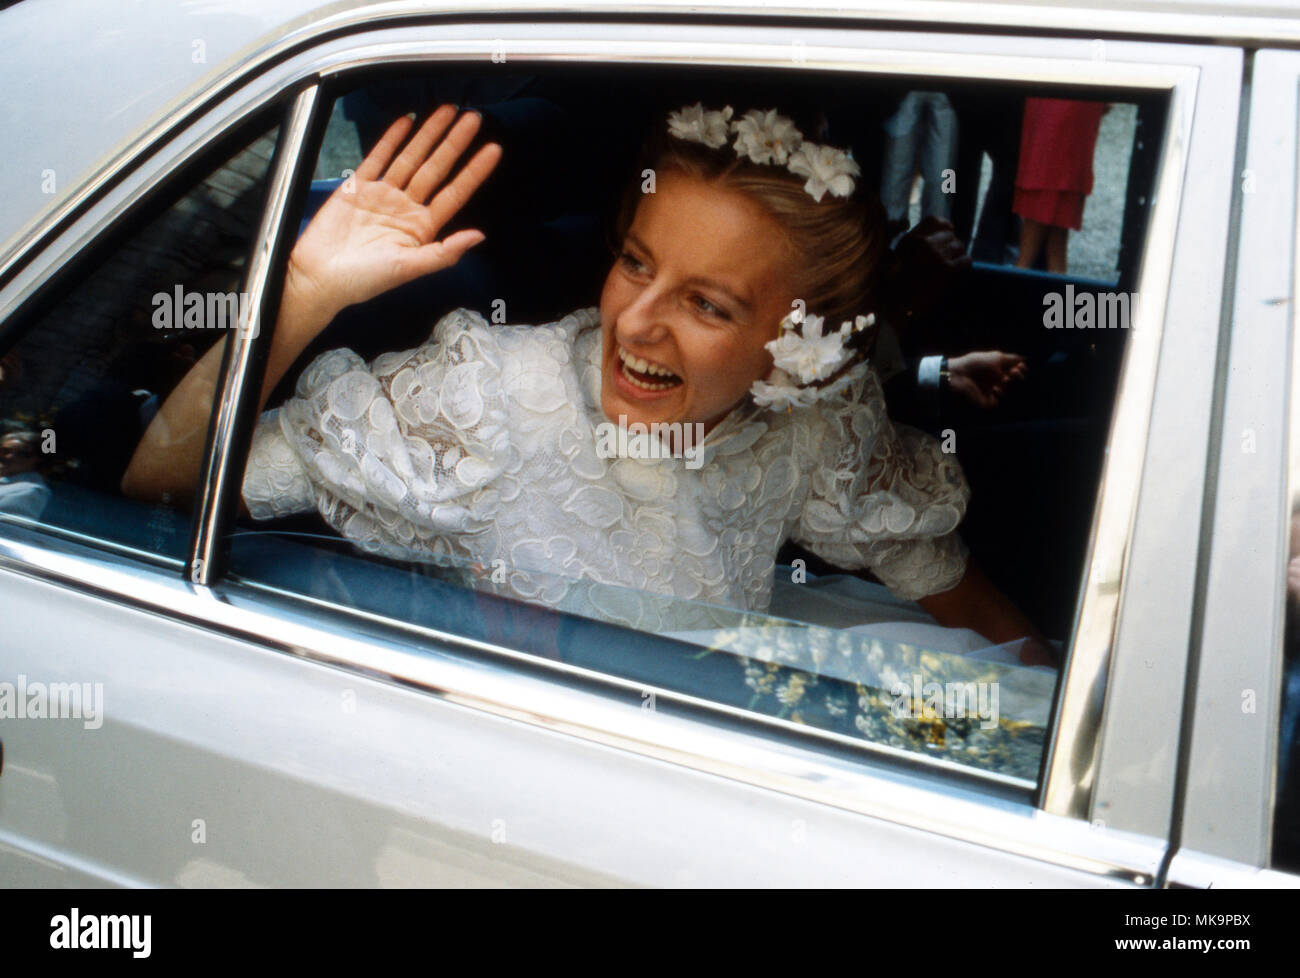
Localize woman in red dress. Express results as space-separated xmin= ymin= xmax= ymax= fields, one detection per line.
xmin=1012 ymin=98 xmax=1107 ymax=273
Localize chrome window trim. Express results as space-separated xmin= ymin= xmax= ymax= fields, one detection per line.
xmin=192 ymin=85 xmax=322 ymax=587
xmin=0 ymin=513 xmax=185 ymax=573
xmin=0 ymin=21 xmax=1223 ymax=844
xmin=0 ymin=523 xmax=1163 ymax=883
xmin=301 ymin=1 xmax=1300 ymax=53
xmin=1070 ymin=46 xmax=1242 ymax=839
xmin=1179 ymin=49 xmax=1300 ymax=868
xmin=1036 ymin=59 xmax=1191 ymax=822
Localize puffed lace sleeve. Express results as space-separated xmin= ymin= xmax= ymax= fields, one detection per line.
xmin=791 ymin=368 xmax=970 ymax=601
xmin=241 ymin=308 xmax=513 ymax=541
xmin=241 ymin=406 xmax=318 ymax=519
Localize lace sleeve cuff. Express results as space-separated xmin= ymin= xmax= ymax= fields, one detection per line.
xmin=867 ymin=531 xmax=969 ymax=601
xmin=241 ymin=407 xmax=318 ymax=520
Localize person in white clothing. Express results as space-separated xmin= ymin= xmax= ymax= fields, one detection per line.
xmin=123 ymin=102 xmax=1052 ymax=664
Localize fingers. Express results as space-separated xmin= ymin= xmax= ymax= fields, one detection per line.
xmin=997 ymin=352 xmax=1026 ymax=370
xmin=986 ymin=352 xmax=1027 ymax=384
xmin=951 ymin=351 xmax=1028 ymax=409
xmin=1007 ymin=357 xmax=1028 ymax=383
xmin=406 ymin=111 xmax=491 ymax=205
xmin=354 ymin=115 xmax=416 ymax=181
xmin=382 ymin=104 xmax=460 ymax=190
xmin=424 ymin=141 xmax=503 ymax=228
xmin=354 ymin=108 xmax=495 ymax=207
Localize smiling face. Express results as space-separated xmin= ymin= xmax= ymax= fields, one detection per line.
xmin=599 ymin=170 xmax=800 ymax=436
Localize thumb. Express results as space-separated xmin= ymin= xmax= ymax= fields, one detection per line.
xmin=404 ymin=229 xmax=486 ymax=280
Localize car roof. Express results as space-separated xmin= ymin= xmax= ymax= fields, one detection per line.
xmin=3 ymin=0 xmax=1299 ymax=255
xmin=0 ymin=0 xmax=331 ymax=245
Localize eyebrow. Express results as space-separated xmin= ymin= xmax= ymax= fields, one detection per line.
xmin=625 ymin=232 xmax=755 ymax=315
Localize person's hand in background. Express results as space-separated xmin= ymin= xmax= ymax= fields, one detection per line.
xmin=947 ymin=350 xmax=1027 ymax=409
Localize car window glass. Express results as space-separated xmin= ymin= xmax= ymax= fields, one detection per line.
xmin=209 ymin=67 xmax=1162 ymax=783
xmin=0 ymin=120 xmax=281 ymax=560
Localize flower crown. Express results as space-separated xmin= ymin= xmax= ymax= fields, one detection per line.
xmin=666 ymin=103 xmax=861 ymax=202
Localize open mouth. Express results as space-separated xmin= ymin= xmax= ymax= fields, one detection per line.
xmin=616 ymin=345 xmax=683 ymax=391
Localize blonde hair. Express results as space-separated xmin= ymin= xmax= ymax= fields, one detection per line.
xmin=612 ymin=124 xmax=887 ymax=340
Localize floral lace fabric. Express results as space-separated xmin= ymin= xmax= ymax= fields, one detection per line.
xmin=241 ymin=306 xmax=970 ymax=631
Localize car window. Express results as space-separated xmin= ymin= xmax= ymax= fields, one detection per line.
xmin=193 ymin=66 xmax=1163 ymax=784
xmin=0 ymin=118 xmax=281 ymax=561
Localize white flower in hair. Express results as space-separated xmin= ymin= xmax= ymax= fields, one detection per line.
xmin=748 ymin=310 xmax=875 ymax=412
xmin=732 ymin=109 xmax=803 ymax=165
xmin=751 ymin=367 xmax=857 ymax=412
xmin=666 ymin=103 xmax=861 ymax=202
xmin=765 ymin=313 xmax=851 ymax=384
xmin=787 ymin=143 xmax=861 ymax=202
xmin=667 ymin=103 xmax=734 ymax=149
xmin=751 ymin=370 xmax=821 ymax=411
xmin=811 ymin=371 xmax=857 ymax=405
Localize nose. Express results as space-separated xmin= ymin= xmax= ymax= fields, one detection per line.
xmin=616 ymin=284 xmax=671 ymax=349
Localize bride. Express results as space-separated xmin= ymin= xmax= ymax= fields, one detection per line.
xmin=122 ymin=102 xmax=1052 ymax=665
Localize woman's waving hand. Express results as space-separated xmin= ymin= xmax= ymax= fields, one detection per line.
xmin=288 ymin=106 xmax=503 ymax=323
xmin=121 ymin=107 xmax=501 ymax=506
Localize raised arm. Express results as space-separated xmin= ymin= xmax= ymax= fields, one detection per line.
xmin=120 ymin=106 xmax=503 ymax=505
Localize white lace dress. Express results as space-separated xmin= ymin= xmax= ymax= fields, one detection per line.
xmin=242 ymin=306 xmax=970 ymax=631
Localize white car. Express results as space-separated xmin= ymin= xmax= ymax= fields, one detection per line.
xmin=0 ymin=0 xmax=1298 ymax=888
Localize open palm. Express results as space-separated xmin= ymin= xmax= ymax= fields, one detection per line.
xmin=289 ymin=105 xmax=503 ymax=318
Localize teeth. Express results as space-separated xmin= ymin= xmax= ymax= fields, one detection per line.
xmin=625 ymin=373 xmax=675 ymax=391
xmin=618 ymin=345 xmax=680 ymax=381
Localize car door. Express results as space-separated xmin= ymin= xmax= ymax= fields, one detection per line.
xmin=1166 ymin=48 xmax=1300 ymax=889
xmin=0 ymin=11 xmax=1241 ymax=886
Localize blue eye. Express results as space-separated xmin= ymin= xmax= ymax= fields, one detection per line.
xmin=619 ymin=251 xmax=647 ymax=274
xmin=693 ymin=295 xmax=729 ymax=320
